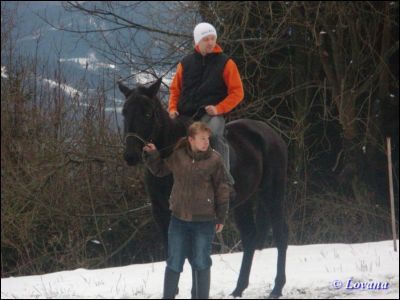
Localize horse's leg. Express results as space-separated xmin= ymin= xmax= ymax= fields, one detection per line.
xmin=151 ymin=204 xmax=171 ymax=257
xmin=144 ymin=172 xmax=173 ymax=258
xmin=266 ymin=173 xmax=288 ymax=298
xmin=231 ymin=200 xmax=257 ymax=298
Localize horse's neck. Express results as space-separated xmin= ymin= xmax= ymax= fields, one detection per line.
xmin=156 ymin=110 xmax=187 ymax=153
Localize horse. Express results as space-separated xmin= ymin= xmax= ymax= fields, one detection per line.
xmin=118 ymin=78 xmax=288 ymax=298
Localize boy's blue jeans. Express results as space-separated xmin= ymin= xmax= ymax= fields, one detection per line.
xmin=167 ymin=216 xmax=215 ymax=273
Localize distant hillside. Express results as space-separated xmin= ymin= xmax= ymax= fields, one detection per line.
xmin=3 ymin=1 xmax=193 ymax=130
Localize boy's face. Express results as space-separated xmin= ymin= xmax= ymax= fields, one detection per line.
xmin=198 ymin=34 xmax=217 ymax=55
xmin=189 ymin=131 xmax=210 ymax=152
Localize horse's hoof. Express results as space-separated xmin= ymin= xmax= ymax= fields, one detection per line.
xmin=268 ymin=292 xmax=281 ymax=299
xmin=231 ymin=289 xmax=243 ymax=298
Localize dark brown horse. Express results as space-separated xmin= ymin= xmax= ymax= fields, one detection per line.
xmin=118 ymin=78 xmax=288 ymax=298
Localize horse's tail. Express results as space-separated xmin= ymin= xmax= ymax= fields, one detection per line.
xmin=254 ymin=122 xmax=288 ymax=250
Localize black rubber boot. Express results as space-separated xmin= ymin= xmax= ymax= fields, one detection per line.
xmin=191 ymin=268 xmax=210 ymax=299
xmin=191 ymin=268 xmax=197 ymax=299
xmin=162 ymin=267 xmax=180 ymax=299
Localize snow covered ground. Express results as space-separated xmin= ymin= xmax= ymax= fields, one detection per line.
xmin=1 ymin=240 xmax=398 ymax=299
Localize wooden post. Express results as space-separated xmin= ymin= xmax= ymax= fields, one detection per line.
xmin=386 ymin=137 xmax=397 ymax=252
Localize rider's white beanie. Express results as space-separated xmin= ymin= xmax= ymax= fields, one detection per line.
xmin=193 ymin=22 xmax=217 ymax=45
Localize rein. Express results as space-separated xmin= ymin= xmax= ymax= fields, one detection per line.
xmin=125 ymin=131 xmax=176 ymax=153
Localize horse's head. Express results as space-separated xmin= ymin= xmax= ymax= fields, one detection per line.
xmin=118 ymin=78 xmax=163 ymax=166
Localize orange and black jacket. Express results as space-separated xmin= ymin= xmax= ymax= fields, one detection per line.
xmin=169 ymin=44 xmax=244 ymax=117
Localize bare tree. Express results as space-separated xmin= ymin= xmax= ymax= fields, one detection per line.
xmin=3 ymin=2 xmax=397 ymax=277
xmin=45 ymin=2 xmax=197 ymax=82
xmin=198 ymin=1 xmax=399 ymax=242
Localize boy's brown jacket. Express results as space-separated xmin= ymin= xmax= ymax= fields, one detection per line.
xmin=144 ymin=143 xmax=230 ymax=224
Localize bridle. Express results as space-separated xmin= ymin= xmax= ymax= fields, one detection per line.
xmin=124 ymin=106 xmax=160 ymax=146
xmin=124 ymin=132 xmax=151 ymax=145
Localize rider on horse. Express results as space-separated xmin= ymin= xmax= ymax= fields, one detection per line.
xmin=168 ymin=22 xmax=244 ymax=181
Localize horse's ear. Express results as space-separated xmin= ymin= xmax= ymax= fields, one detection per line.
xmin=118 ymin=81 xmax=132 ymax=98
xmin=144 ymin=78 xmax=162 ymax=99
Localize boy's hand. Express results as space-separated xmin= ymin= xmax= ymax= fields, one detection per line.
xmin=215 ymin=223 xmax=224 ymax=233
xmin=143 ymin=143 xmax=157 ymax=152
